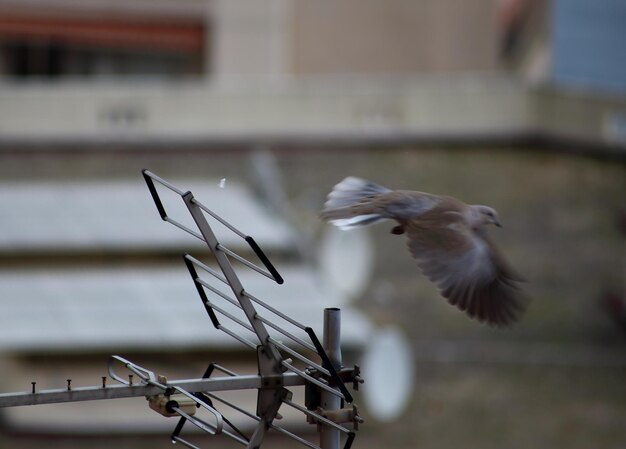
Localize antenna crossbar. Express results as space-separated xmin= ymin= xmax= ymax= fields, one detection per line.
xmin=0 ymin=370 xmax=306 ymax=408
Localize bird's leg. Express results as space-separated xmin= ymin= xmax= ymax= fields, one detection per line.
xmin=390 ymin=225 xmax=405 ymax=235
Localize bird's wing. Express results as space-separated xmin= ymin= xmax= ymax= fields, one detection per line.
xmin=405 ymin=206 xmax=526 ymax=326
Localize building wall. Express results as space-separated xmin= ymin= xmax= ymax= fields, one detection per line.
xmin=0 ymin=0 xmax=501 ymax=79
xmin=211 ymin=0 xmax=292 ymax=79
xmin=291 ymin=0 xmax=499 ymax=75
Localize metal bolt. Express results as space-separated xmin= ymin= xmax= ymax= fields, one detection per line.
xmin=31 ymin=382 xmax=36 ymax=394
xmin=102 ymin=376 xmax=107 ymax=388
xmin=67 ymin=379 xmax=72 ymax=391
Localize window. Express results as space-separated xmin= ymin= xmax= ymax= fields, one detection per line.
xmin=0 ymin=14 xmax=206 ymax=78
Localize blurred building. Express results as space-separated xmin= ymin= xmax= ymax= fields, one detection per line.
xmin=0 ymin=0 xmax=624 ymax=152
xmin=2 ymin=0 xmax=625 ymax=94
xmin=0 ymin=0 xmax=499 ymax=80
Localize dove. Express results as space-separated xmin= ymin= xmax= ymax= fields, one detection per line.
xmin=321 ymin=177 xmax=527 ymax=326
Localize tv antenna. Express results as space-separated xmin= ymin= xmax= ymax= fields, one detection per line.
xmin=0 ymin=170 xmax=364 ymax=449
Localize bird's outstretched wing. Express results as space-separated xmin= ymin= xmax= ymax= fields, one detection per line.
xmin=405 ymin=207 xmax=526 ymax=326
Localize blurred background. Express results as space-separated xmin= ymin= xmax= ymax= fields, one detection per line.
xmin=0 ymin=0 xmax=625 ymax=448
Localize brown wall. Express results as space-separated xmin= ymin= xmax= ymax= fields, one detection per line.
xmin=292 ymin=0 xmax=499 ymax=75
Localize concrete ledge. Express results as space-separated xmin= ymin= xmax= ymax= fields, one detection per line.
xmin=0 ymin=76 xmax=624 ymax=154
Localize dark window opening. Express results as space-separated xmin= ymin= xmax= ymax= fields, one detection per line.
xmin=0 ymin=14 xmax=206 ymax=79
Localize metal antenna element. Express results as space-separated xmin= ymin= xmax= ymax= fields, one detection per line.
xmin=0 ymin=170 xmax=363 ymax=449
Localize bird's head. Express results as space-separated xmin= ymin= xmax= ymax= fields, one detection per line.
xmin=471 ymin=205 xmax=502 ymax=228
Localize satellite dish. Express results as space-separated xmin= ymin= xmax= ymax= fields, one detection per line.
xmin=318 ymin=227 xmax=374 ymax=302
xmin=361 ymin=326 xmax=414 ymax=422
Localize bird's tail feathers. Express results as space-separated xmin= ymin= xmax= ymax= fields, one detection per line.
xmin=322 ymin=177 xmax=390 ymax=230
xmin=328 ymin=214 xmax=385 ymax=230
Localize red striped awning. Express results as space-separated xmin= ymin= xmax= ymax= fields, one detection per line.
xmin=0 ymin=13 xmax=204 ymax=53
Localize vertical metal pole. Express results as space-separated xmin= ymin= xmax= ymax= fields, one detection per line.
xmin=320 ymin=308 xmax=342 ymax=449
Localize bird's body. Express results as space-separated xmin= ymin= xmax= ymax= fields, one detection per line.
xmin=321 ymin=177 xmax=526 ymax=326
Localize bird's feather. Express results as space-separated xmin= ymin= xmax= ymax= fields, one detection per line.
xmin=404 ymin=204 xmax=526 ymax=326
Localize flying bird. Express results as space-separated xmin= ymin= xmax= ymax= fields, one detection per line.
xmin=321 ymin=177 xmax=527 ymax=326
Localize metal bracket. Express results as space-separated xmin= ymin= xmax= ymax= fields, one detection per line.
xmin=317 ymin=405 xmax=364 ymax=431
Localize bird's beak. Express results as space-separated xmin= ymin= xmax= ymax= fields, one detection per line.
xmin=494 ymin=219 xmax=502 ymax=228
